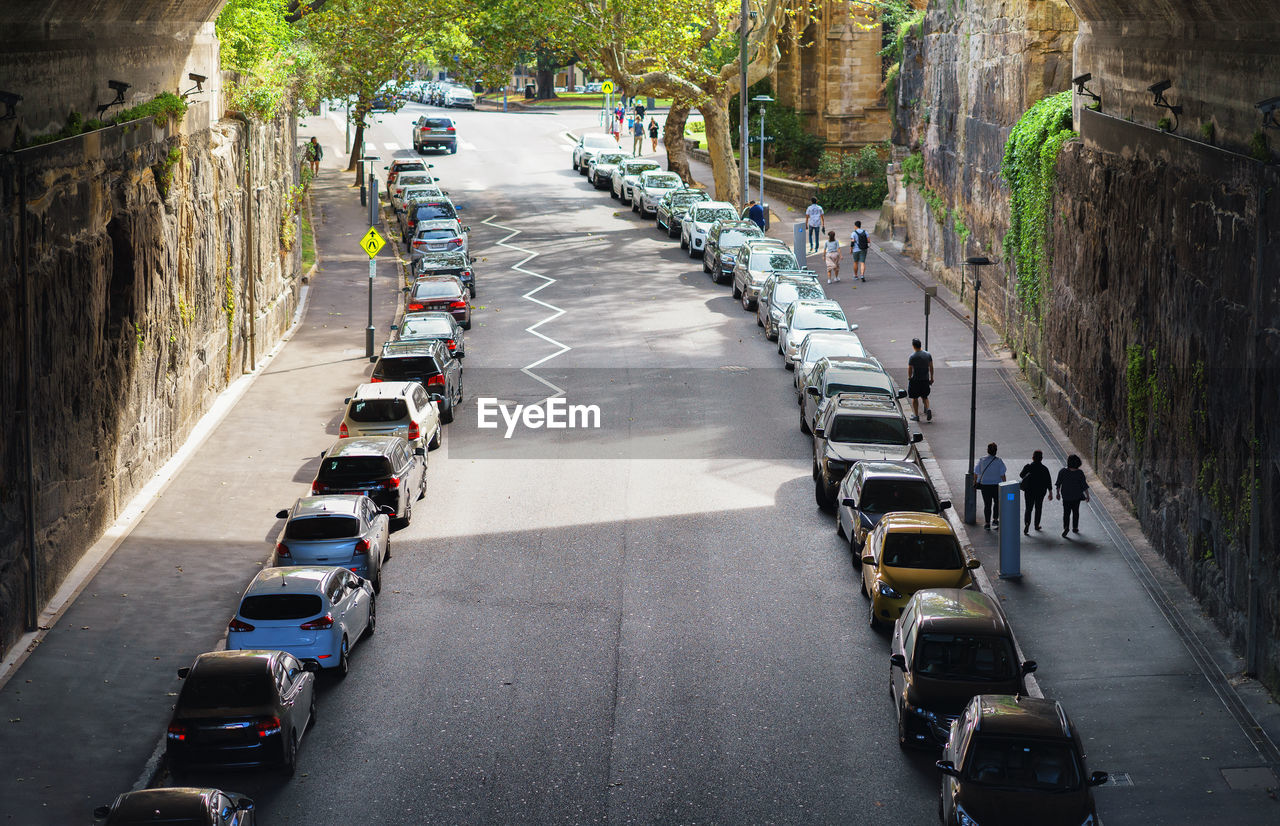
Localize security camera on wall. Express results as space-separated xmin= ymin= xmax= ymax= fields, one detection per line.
xmin=1147 ymin=79 xmax=1172 ymax=96
xmin=1259 ymin=96 xmax=1280 ymax=129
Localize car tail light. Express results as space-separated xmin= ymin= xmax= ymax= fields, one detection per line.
xmin=407 ymin=421 xmax=420 ymax=441
xmin=254 ymin=716 xmax=282 ymax=738
xmin=413 ymin=240 xmax=427 ymax=249
xmin=386 ymin=476 xmax=400 ymax=489
xmin=339 ymin=421 xmax=349 ymax=437
xmin=370 ymin=376 xmax=383 ymax=383
xmin=446 ymin=126 xmax=456 ymax=132
xmin=300 ymin=613 xmax=334 ymax=630
xmin=311 ymin=481 xmax=326 ymax=494
xmin=167 ymin=722 xmax=188 ymax=741
xmin=228 ymin=617 xmax=255 ymax=632
xmin=275 ymin=542 xmax=291 ymax=559
xmin=449 ymin=300 xmax=466 ymax=309
xmin=447 ymin=238 xmax=462 ymax=248
xmin=354 ymin=538 xmax=372 ymax=555
xmin=426 ymin=374 xmax=445 ymax=387
xmin=444 ymin=339 xmax=456 ymax=350
xmin=408 ymin=302 xmax=424 ymax=311
xmin=462 ymin=270 xmax=472 ymax=279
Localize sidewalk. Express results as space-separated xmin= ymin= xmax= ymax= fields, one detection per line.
xmin=0 ymin=115 xmax=403 ymax=824
xmin=676 ymin=149 xmax=1280 ymax=820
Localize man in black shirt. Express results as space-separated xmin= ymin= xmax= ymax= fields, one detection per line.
xmin=1018 ymin=450 xmax=1053 ymax=534
xmin=907 ymin=338 xmax=933 ymax=421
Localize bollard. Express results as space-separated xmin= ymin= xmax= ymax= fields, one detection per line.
xmin=793 ymin=222 xmax=806 ymax=269
xmin=998 ymin=480 xmax=1022 ymax=579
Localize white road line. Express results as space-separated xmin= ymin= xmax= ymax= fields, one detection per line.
xmin=459 ymin=141 xmax=477 ymax=151
xmin=481 ymin=215 xmax=569 ymax=398
xmin=384 ymin=142 xmax=401 ymax=151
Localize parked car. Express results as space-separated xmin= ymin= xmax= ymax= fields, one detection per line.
xmin=703 ymin=219 xmax=765 ymax=282
xmin=800 ymin=357 xmax=901 ymax=434
xmin=407 ymin=275 xmax=471 ymax=328
xmin=890 ymin=589 xmax=1038 ymax=748
xmin=166 ymin=650 xmax=316 ymax=776
xmin=837 ymin=460 xmax=950 ymax=551
xmin=396 ymin=310 xmax=465 ymax=357
xmin=340 ymin=380 xmax=442 ymax=452
xmin=757 ymin=272 xmax=826 ymax=340
xmin=584 ymin=82 xmax=604 ymax=93
xmin=310 ymin=436 xmax=426 ymax=524
xmin=272 ymin=495 xmax=392 ymax=591
xmin=394 ymin=185 xmax=446 ymax=216
xmin=412 ymin=250 xmax=474 ymax=296
xmin=631 ymin=170 xmax=684 ymax=216
xmin=859 ymin=512 xmax=974 ymax=629
xmin=94 ymin=788 xmax=255 ymax=825
xmin=792 ymin=331 xmax=869 ymax=395
xmin=413 ymin=116 xmax=457 ymax=153
xmin=655 ymin=188 xmax=711 ymax=237
xmin=227 ymin=566 xmax=375 ymax=675
xmin=680 ymin=201 xmax=738 ymax=256
xmin=610 ymin=158 xmax=661 ymax=201
xmin=812 ymin=394 xmax=922 ymax=510
xmin=442 ymin=86 xmax=475 ymax=109
xmin=384 ymin=158 xmax=430 ymax=190
xmin=731 ymin=240 xmax=798 ymax=308
xmin=573 ymin=132 xmax=621 ymax=173
xmin=777 ymin=299 xmax=853 ymax=368
xmin=389 ymin=172 xmax=439 ymax=209
xmin=399 ymin=199 xmax=459 ymax=243
xmin=588 ymin=151 xmax=630 ymax=188
xmin=409 ymin=221 xmax=469 ymax=259
xmin=371 ymin=340 xmax=464 ymax=423
xmin=938 ymin=695 xmax=1108 ymax=826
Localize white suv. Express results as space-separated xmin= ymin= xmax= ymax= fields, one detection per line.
xmin=340 ymin=382 xmax=442 ymax=451
xmin=681 ymin=201 xmax=738 ymax=257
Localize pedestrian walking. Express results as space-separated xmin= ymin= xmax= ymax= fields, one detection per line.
xmin=1018 ymin=450 xmax=1053 ymax=534
xmin=907 ymin=338 xmax=932 ymax=421
xmin=974 ymin=442 xmax=1007 ymax=530
xmin=805 ymin=197 xmax=824 ymax=252
xmin=305 ymin=136 xmax=323 ymax=176
xmin=634 ymin=101 xmax=646 ymax=121
xmin=648 ymin=117 xmax=660 ymax=152
xmin=1055 ymin=454 xmax=1090 ymax=538
xmin=747 ymin=200 xmax=766 ymax=230
xmin=824 ymin=230 xmax=841 ymax=283
xmin=631 ymin=117 xmax=645 ymax=155
xmin=850 ymin=220 xmax=870 ymax=281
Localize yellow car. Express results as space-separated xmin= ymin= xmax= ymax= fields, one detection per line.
xmin=860 ymin=512 xmax=979 ymax=629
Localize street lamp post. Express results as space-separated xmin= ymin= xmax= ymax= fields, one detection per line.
xmin=739 ymin=0 xmax=749 ymax=206
xmin=360 ymin=153 xmax=381 ymax=360
xmin=752 ymin=94 xmax=772 ymax=213
xmin=962 ymin=256 xmax=993 ymax=524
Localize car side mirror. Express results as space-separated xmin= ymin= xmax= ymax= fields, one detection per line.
xmin=1021 ymin=660 xmax=1038 ymax=675
xmin=806 ymin=386 xmax=820 ymax=397
xmin=414 ymin=447 xmax=426 ymax=456
xmin=343 ymin=397 xmax=352 ymax=405
xmin=890 ymin=653 xmax=907 ymax=671
xmin=177 ymin=667 xmax=190 ymax=679
xmin=966 ymin=558 xmax=981 ymax=570
xmin=276 ymin=509 xmax=289 ymax=519
xmin=379 ymin=504 xmax=395 ymax=515
xmin=235 ymin=796 xmax=255 ymax=811
xmin=936 ymin=760 xmax=959 ymax=777
xmin=841 ymin=497 xmax=855 ymax=507
xmin=93 ymin=805 xmax=111 ymax=818
xmin=382 ymin=165 xmax=389 ymax=170
xmin=939 ymin=499 xmax=952 ymax=510
xmin=456 ymin=351 xmax=465 ymax=358
xmin=897 ymin=389 xmax=908 ymax=399
xmin=402 ymin=286 xmax=411 ymax=294
xmin=849 ymin=323 xmax=859 ymax=331
xmin=464 ymin=226 xmax=471 ymax=233
xmin=433 ymin=177 xmax=440 ymax=182
xmin=301 ymin=661 xmax=321 ymax=673
xmin=860 ymin=554 xmax=875 ymax=566
xmin=427 ymin=164 xmax=434 ymax=168
xmin=1088 ymin=771 xmax=1109 ymax=787
xmin=912 ymin=433 xmax=923 ymax=443
xmin=813 ymin=427 xmax=825 ymax=438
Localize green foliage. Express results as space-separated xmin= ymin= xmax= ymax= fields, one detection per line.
xmin=18 ymin=93 xmax=185 ymax=148
xmin=218 ymin=0 xmax=325 ymax=120
xmin=1156 ymin=117 xmax=1172 ymax=132
xmin=1249 ymin=130 xmax=1270 ymax=162
xmin=815 ymin=143 xmax=890 ymax=210
xmin=1200 ymin=121 xmax=1215 ymax=144
xmin=1002 ymin=90 xmax=1075 ymax=322
xmin=953 ymin=212 xmax=971 ymax=248
xmin=155 ymin=146 xmax=183 ymax=199
xmin=900 ymin=151 xmax=924 ymax=187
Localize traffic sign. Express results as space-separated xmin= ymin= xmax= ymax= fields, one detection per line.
xmin=601 ymin=81 xmax=614 ymax=95
xmin=360 ymin=226 xmax=386 ymax=258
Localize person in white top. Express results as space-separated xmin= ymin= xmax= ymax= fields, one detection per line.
xmin=973 ymin=442 xmax=1007 ymax=529
xmin=805 ymin=197 xmax=824 ymax=253
xmin=824 ymin=230 xmax=841 ymax=283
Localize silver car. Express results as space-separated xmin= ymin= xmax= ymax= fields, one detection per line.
xmin=588 ymin=151 xmax=630 ymax=188
xmin=340 ymin=381 xmax=442 ymax=452
xmin=272 ymin=496 xmax=392 ymax=592
xmin=574 ymin=133 xmax=622 ymax=173
xmin=611 ymin=158 xmax=661 ymax=201
xmin=397 ymin=310 xmax=465 ymax=359
xmin=800 ymin=357 xmax=903 ymax=435
xmin=757 ymin=272 xmax=826 ymax=340
xmin=732 ymin=241 xmax=799 ymax=309
xmin=680 ymin=201 xmax=738 ymax=257
xmin=793 ymin=331 xmax=870 ymax=397
xmin=410 ymin=219 xmax=469 ymax=259
xmin=777 ymin=300 xmax=853 ymax=368
xmin=631 ymin=170 xmax=683 ymax=216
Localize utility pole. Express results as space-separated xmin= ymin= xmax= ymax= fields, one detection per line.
xmin=738 ymin=0 xmax=749 ymax=206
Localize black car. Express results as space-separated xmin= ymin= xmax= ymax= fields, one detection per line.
xmin=166 ymin=650 xmax=316 ymax=777
xmin=311 ymin=436 xmax=427 ymax=523
xmin=656 ymin=188 xmax=711 ymax=237
xmin=413 ymin=250 xmax=475 ymax=296
xmin=94 ymin=788 xmax=255 ymax=825
xmin=407 ymin=275 xmax=471 ymax=328
xmin=371 ymin=339 xmax=464 ymax=422
xmin=399 ymin=199 xmax=459 ymax=242
xmin=396 ymin=311 xmax=465 ymax=358
xmin=704 ymin=219 xmax=765 ymax=282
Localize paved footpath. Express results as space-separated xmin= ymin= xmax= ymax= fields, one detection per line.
xmin=0 ymin=128 xmax=402 ymax=824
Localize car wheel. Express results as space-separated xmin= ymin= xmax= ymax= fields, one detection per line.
xmin=756 ymin=312 xmax=763 ymax=327
xmin=384 ymin=540 xmax=392 ymax=562
xmin=337 ymin=636 xmax=350 ymax=678
xmin=732 ymin=285 xmax=741 ymax=299
xmin=836 ymin=515 xmax=846 ymax=539
xmin=364 ymin=598 xmax=377 ymax=637
xmin=440 ymin=401 xmax=454 ymax=424
xmin=281 ymin=729 xmax=298 ymax=776
xmin=870 ymin=605 xmax=885 ymax=631
xmin=800 ymin=411 xmax=811 ymax=435
xmin=632 ymin=199 xmax=639 ymax=213
xmin=461 ymin=319 xmax=471 ymax=330
xmin=668 ymin=223 xmax=678 ymax=239
xmin=449 ymin=145 xmax=457 ymax=154
xmin=896 ymin=702 xmax=909 ymax=749
xmin=702 ymin=255 xmax=710 ymax=274
xmin=859 ymin=568 xmax=869 ymax=596
xmin=398 ymin=495 xmax=412 ymax=528
xmin=308 ymin=695 xmax=317 ymax=728
xmin=743 ymin=293 xmax=754 ymax=312
xmin=428 ymin=423 xmax=442 ymax=450
xmin=372 ymin=564 xmax=382 ymax=594
xmin=815 ymin=478 xmax=835 ymax=512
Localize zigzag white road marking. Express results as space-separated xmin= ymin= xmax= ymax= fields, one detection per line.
xmin=481 ymin=215 xmax=570 ymax=399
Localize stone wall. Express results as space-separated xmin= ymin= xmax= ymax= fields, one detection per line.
xmin=0 ymin=104 xmax=301 ymax=657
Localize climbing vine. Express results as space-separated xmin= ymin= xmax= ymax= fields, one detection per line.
xmin=1002 ymin=90 xmax=1076 ymax=322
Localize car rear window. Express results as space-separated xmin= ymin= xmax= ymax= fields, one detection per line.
xmin=597 ymin=153 xmax=626 ymax=165
xmin=825 ymin=368 xmax=890 ymax=395
xmin=914 ymin=634 xmax=1018 ymax=681
xmin=422 ymin=118 xmax=452 ymax=128
xmin=398 ymin=175 xmax=431 ymax=187
xmin=861 ymin=480 xmax=937 ymax=513
xmin=881 ymin=533 xmax=961 ymax=569
xmin=285 ymin=515 xmax=360 ymax=540
xmin=645 ymin=173 xmax=682 ymax=187
xmin=719 ymin=230 xmax=760 ymax=247
xmin=796 ymin=283 xmax=826 ymax=300
xmin=773 ymin=284 xmax=800 ymax=304
xmin=412 ymin=204 xmax=457 ymax=221
xmin=624 ymin=162 xmax=660 ymax=175
xmin=393 ymin=162 xmax=425 ymax=173
xmin=348 ymin=398 xmax=409 ymax=422
xmin=375 ymin=356 xmax=440 ymax=379
xmin=750 ymin=251 xmax=798 ymax=270
xmin=401 ymin=318 xmax=453 ymax=337
xmin=239 ymin=594 xmax=324 ymax=621
xmin=179 ymin=674 xmax=273 ymax=709
xmin=827 ymin=415 xmax=909 ymax=445
xmin=417 ymin=229 xmax=457 ymax=240
xmin=413 ymin=281 xmax=462 ymax=298
xmin=584 ymin=134 xmax=618 ymax=148
xmin=318 ymin=456 xmax=394 ymax=480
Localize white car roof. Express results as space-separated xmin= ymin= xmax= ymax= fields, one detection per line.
xmin=352 ymin=381 xmax=415 ymax=400
xmin=692 ymin=201 xmax=736 ymax=216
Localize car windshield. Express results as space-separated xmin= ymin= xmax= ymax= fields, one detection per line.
xmin=881 ymin=532 xmax=962 ymax=569
xmin=583 ymin=134 xmax=617 ymax=149
xmin=414 ymin=281 xmax=462 ymax=298
xmin=860 ymin=480 xmax=938 ymax=514
xmin=401 ymin=318 xmax=453 ymax=338
xmin=317 ymin=456 xmax=393 ymax=480
xmin=827 ymin=415 xmax=909 ymax=445
xmin=795 ymin=283 xmax=826 ymax=300
xmin=644 ymin=174 xmax=681 ymax=187
xmin=804 ymin=338 xmax=866 ymax=363
xmin=825 ymin=369 xmax=891 ymax=396
xmin=348 ymin=398 xmax=408 ymax=422
xmin=376 ymin=356 xmax=439 ymax=379
xmin=793 ymin=307 xmax=847 ymax=330
xmin=964 ymin=737 xmax=1083 ymax=792
xmin=750 ymin=250 xmax=798 ymax=270
xmin=914 ymin=633 xmax=1018 ymax=681
xmin=285 ymin=515 xmax=360 ymax=540
xmin=178 ymin=673 xmax=273 ymax=709
xmin=397 ymin=175 xmax=431 ymax=187
xmin=624 ymin=162 xmax=660 ymax=175
xmin=597 ymin=153 xmax=626 ymax=165
xmin=240 ymin=593 xmax=324 ymax=621
xmin=719 ymin=230 xmax=759 ymax=248
xmin=412 ymin=204 xmax=456 ymax=221
xmin=699 ymin=207 xmax=737 ymax=223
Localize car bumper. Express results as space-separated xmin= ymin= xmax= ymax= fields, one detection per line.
xmin=743 ymin=283 xmax=761 ymax=298
xmin=690 ymin=234 xmax=706 ymax=250
xmin=168 ymin=732 xmax=287 ymax=770
xmin=870 ymin=590 xmax=910 ymax=625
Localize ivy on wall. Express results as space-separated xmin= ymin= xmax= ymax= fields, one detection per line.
xmin=16 ymin=92 xmax=188 ymax=149
xmin=1001 ymin=90 xmax=1076 ymax=322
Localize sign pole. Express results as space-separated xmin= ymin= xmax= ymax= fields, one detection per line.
xmin=366 ymin=257 xmax=375 ymax=359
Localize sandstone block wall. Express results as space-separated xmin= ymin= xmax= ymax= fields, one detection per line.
xmin=0 ymin=105 xmax=301 ymax=657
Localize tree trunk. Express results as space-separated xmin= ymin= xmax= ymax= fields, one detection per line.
xmin=701 ymin=94 xmax=740 ymax=206
xmin=663 ymin=101 xmax=693 ymax=184
xmin=535 ymin=68 xmax=558 ymax=99
xmin=347 ymin=122 xmax=364 ymax=175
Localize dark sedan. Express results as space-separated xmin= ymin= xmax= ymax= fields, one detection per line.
xmin=311 ymin=436 xmax=426 ymax=524
xmin=704 ymin=219 xmax=764 ymax=283
xmin=94 ymin=787 xmax=255 ymax=825
xmin=407 ymin=275 xmax=470 ymax=328
xmin=655 ymin=188 xmax=711 ymax=237
xmin=166 ymin=650 xmax=316 ymax=777
xmin=399 ymin=199 xmax=459 ymax=243
xmin=372 ymin=340 xmax=464 ymax=423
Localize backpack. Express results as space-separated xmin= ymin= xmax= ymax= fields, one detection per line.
xmin=855 ymin=229 xmax=868 ymax=251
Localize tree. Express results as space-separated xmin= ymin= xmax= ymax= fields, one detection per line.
xmin=216 ymin=0 xmax=325 ymax=121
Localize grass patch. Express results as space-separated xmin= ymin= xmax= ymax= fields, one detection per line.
xmin=299 ymin=196 xmax=316 ymax=271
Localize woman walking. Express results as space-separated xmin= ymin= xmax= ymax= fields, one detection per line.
xmin=648 ymin=118 xmax=660 ymax=153
xmin=1018 ymin=450 xmax=1053 ymax=534
xmin=1054 ymin=454 xmax=1090 ymax=538
xmin=824 ymin=230 xmax=841 ymax=284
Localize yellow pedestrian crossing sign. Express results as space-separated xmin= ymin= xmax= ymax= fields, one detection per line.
xmin=360 ymin=227 xmax=386 ymax=258
xmin=601 ymin=81 xmax=614 ymax=95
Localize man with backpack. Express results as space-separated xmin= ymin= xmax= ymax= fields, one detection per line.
xmin=849 ymin=220 xmax=870 ymax=282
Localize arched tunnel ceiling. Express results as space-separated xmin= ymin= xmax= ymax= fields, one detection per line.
xmin=1066 ymin=0 xmax=1280 ymax=23
xmin=0 ymin=1 xmax=228 ymax=38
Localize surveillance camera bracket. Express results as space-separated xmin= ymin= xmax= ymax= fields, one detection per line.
xmin=97 ymin=82 xmax=129 ymax=116
xmin=1073 ymin=77 xmax=1100 ymax=106
xmin=0 ymin=91 xmax=20 ymax=121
